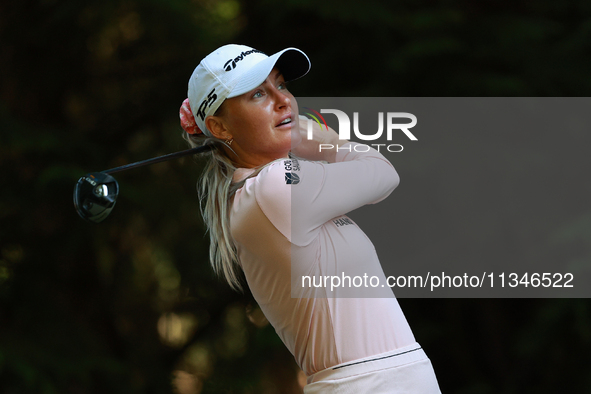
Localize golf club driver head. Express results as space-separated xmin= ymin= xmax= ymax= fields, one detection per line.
xmin=73 ymin=172 xmax=119 ymax=223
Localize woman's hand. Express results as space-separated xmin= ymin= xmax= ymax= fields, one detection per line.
xmin=291 ymin=115 xmax=348 ymax=162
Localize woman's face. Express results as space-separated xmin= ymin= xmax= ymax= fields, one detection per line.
xmin=207 ymin=68 xmax=300 ymax=168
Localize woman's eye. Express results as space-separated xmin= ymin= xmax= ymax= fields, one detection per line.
xmin=278 ymin=82 xmax=287 ymax=90
xmin=252 ymin=91 xmax=263 ymax=98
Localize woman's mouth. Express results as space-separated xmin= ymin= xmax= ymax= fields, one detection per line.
xmin=276 ymin=117 xmax=292 ymax=127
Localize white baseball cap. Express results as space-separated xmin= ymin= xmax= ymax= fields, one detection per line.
xmin=187 ymin=44 xmax=311 ymax=136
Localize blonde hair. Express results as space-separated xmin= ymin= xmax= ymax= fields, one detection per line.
xmin=184 ymin=129 xmax=265 ymax=292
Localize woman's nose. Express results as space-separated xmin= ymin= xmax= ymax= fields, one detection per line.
xmin=274 ymin=89 xmax=290 ymax=109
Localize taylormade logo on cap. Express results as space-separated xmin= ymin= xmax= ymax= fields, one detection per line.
xmin=223 ymin=49 xmax=265 ymax=71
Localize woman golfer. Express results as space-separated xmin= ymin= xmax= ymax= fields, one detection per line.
xmin=179 ymin=44 xmax=441 ymax=393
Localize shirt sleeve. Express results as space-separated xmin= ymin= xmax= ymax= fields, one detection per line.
xmin=253 ymin=142 xmax=400 ymax=246
xmin=252 ymin=159 xmax=294 ymax=242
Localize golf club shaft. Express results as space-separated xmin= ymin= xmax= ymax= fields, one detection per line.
xmin=104 ymin=145 xmax=213 ymax=175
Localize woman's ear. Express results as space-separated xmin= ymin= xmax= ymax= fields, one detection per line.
xmin=205 ymin=115 xmax=232 ymax=141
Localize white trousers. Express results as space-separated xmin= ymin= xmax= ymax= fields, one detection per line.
xmin=304 ymin=343 xmax=441 ymax=394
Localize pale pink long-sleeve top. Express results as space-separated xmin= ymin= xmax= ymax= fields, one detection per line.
xmin=230 ymin=142 xmax=415 ymax=376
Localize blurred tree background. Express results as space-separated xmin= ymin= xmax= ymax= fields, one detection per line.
xmin=1 ymin=0 xmax=591 ymax=393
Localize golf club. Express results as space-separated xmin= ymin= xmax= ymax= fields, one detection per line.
xmin=73 ymin=144 xmax=213 ymax=223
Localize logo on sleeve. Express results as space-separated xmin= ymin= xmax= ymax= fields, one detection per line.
xmin=333 ymin=217 xmax=354 ymax=227
xmin=285 ymin=173 xmax=300 ymax=185
xmin=283 ymin=159 xmax=300 ymax=172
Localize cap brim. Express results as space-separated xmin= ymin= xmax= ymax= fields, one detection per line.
xmin=228 ymin=48 xmax=311 ymax=98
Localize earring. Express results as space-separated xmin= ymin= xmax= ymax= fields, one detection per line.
xmin=226 ymin=137 xmax=233 ymax=146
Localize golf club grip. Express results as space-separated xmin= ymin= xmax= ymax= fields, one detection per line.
xmin=104 ymin=144 xmax=214 ymax=175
